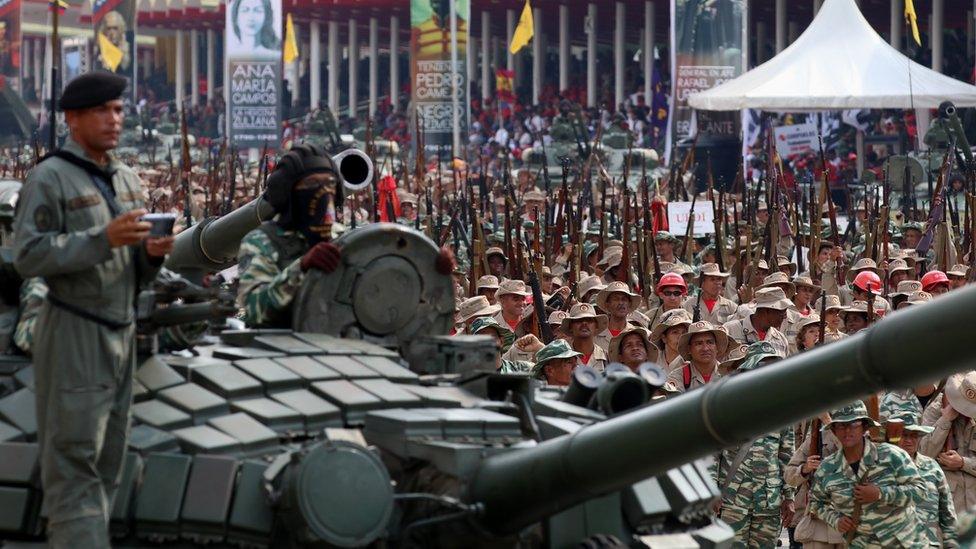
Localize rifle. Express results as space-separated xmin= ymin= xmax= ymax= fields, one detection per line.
xmin=620 ymin=187 xmax=632 ymax=285
xmin=692 ymin=285 xmax=703 ymax=323
xmin=816 ymin=132 xmax=842 ymax=252
xmin=818 ymin=286 xmax=828 ymax=345
xmin=179 ymin=108 xmax=192 ymax=227
xmin=917 ymin=144 xmax=955 ymax=259
xmin=528 ymin=270 xmax=554 ymax=343
xmin=680 ymin=192 xmax=698 ymax=264
xmin=808 ymin=418 xmax=822 ymax=458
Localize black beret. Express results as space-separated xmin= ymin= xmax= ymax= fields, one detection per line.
xmin=59 ymin=71 xmax=127 ymax=111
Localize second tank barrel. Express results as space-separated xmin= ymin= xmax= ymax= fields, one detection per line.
xmin=468 ymin=284 xmax=976 ymax=534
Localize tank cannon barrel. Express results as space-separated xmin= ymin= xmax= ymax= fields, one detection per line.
xmin=164 ymin=149 xmax=373 ymax=277
xmin=469 ymin=284 xmax=976 ymax=535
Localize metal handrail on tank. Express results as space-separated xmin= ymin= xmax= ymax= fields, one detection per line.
xmin=468 ymin=284 xmax=976 ymax=534
xmin=164 ymin=149 xmax=373 ymax=277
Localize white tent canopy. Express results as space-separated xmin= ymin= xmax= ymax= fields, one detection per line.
xmin=688 ymin=0 xmax=976 ymax=111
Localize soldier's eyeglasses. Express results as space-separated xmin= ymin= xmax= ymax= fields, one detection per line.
xmin=661 ymin=291 xmax=684 ymax=297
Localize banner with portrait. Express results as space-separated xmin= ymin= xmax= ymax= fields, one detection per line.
xmin=0 ymin=0 xmax=21 ymax=92
xmin=92 ymin=0 xmax=136 ymax=85
xmin=226 ymin=0 xmax=282 ymax=149
xmin=410 ymin=0 xmax=469 ymax=160
xmin=667 ymin=0 xmax=746 ymax=151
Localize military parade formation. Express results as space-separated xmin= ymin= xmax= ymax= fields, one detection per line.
xmin=4 ymin=0 xmax=976 ymax=545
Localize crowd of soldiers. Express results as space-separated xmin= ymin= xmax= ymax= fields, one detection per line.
xmin=3 ymin=70 xmax=976 ymax=548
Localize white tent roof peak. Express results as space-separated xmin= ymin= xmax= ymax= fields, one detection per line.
xmin=688 ymin=0 xmax=976 ymax=110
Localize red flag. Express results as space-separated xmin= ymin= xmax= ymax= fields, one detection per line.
xmin=377 ymin=175 xmax=401 ymax=222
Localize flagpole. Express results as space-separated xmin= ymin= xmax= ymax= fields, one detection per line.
xmin=49 ymin=0 xmax=59 ymax=151
xmin=449 ymin=0 xmax=460 ymax=159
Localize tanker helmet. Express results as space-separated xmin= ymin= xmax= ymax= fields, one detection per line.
xmin=852 ymin=271 xmax=882 ymax=295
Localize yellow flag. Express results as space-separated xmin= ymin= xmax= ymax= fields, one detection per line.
xmin=509 ymin=0 xmax=534 ymax=55
xmin=283 ymin=13 xmax=299 ymax=63
xmin=97 ymin=32 xmax=123 ymax=72
xmin=904 ymin=0 xmax=921 ymax=46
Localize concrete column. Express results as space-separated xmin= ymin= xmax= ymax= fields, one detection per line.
xmin=532 ymin=6 xmax=542 ymax=105
xmin=190 ymin=30 xmax=199 ymax=106
xmin=34 ymin=37 xmax=42 ymax=98
xmin=614 ymin=1 xmax=625 ymax=109
xmin=932 ymin=0 xmax=944 ymax=73
xmin=391 ymin=15 xmax=400 ymax=111
xmin=449 ymin=0 xmax=460 ymax=153
xmin=175 ymin=30 xmax=185 ymax=111
xmin=644 ymin=1 xmax=654 ymax=106
xmin=310 ymin=21 xmax=321 ymax=108
xmin=206 ymin=30 xmax=215 ymax=103
xmin=467 ymin=21 xmax=474 ymax=98
xmin=368 ymin=17 xmax=377 ymax=116
xmin=348 ymin=18 xmax=358 ymax=118
xmin=559 ymin=4 xmax=569 ymax=92
xmin=756 ymin=21 xmax=766 ymax=64
xmin=890 ymin=0 xmax=903 ymax=48
xmin=587 ymin=3 xmax=597 ymax=107
xmin=22 ymin=39 xmax=29 ymax=84
xmin=328 ymin=20 xmax=339 ymax=113
xmin=491 ymin=36 xmax=499 ymax=74
xmin=506 ymin=8 xmax=515 ymax=70
xmin=481 ymin=11 xmax=491 ymax=100
xmin=775 ymin=0 xmax=786 ymax=53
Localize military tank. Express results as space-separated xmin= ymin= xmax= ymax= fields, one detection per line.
xmin=3 ymin=149 xmax=976 ymax=548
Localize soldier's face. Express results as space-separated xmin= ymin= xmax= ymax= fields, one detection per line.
xmin=701 ymin=275 xmax=723 ymax=296
xmin=929 ymin=282 xmax=950 ymax=296
xmin=831 ymin=421 xmax=866 ymax=449
xmin=66 ymin=99 xmax=124 ymax=153
xmin=402 ymin=203 xmax=415 ymax=219
xmin=659 ymin=287 xmax=685 ymax=309
xmin=889 ymin=271 xmax=908 ymax=288
xmin=544 ymin=358 xmax=574 ymax=386
xmin=795 ymin=286 xmax=815 ymax=306
xmin=488 ymin=255 xmax=506 ymax=276
xmin=897 ymin=431 xmax=921 ymax=456
xmin=657 ymin=241 xmax=674 ymax=256
xmin=570 ymin=318 xmax=595 ymax=338
xmin=903 ymin=230 xmax=921 ymax=249
xmin=499 ymin=294 xmax=525 ymax=318
xmin=664 ymin=325 xmax=687 ymax=350
xmin=607 ymin=293 xmax=632 ymax=318
xmin=479 ymin=288 xmax=497 ymax=305
xmin=689 ymin=333 xmax=717 ymax=363
xmin=800 ymin=326 xmax=819 ymax=349
xmin=950 ymin=276 xmax=967 ymax=290
xmin=619 ymin=334 xmax=647 ymax=367
xmin=824 ymin=310 xmax=841 ymax=329
xmin=293 ymin=174 xmax=337 ymax=244
xmin=844 ymin=313 xmax=867 ymax=333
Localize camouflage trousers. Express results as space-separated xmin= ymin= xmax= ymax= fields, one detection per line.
xmin=719 ymin=505 xmax=782 ymax=549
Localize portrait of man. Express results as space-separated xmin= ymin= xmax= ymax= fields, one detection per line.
xmin=96 ymin=10 xmax=131 ymax=73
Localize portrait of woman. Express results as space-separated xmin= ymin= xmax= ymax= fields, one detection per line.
xmin=227 ymin=0 xmax=280 ymax=58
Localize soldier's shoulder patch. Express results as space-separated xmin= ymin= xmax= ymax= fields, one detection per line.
xmin=67 ymin=194 xmax=101 ymax=210
xmin=33 ymin=205 xmax=54 ymax=232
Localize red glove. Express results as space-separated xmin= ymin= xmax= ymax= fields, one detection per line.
xmin=301 ymin=242 xmax=342 ymax=273
xmin=435 ymin=247 xmax=456 ymax=275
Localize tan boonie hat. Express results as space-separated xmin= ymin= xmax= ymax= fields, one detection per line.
xmin=547 ymin=310 xmax=568 ymax=327
xmin=596 ymin=281 xmax=642 ymax=313
xmin=891 ymin=280 xmax=923 ymax=297
xmin=650 ymin=308 xmax=693 ymax=346
xmin=677 ymin=320 xmax=730 ymax=359
xmin=400 ymin=192 xmax=418 ymax=206
xmin=887 ymin=259 xmax=912 ymax=275
xmin=495 ymin=278 xmax=532 ymax=298
xmin=577 ymin=275 xmax=607 ymax=300
xmin=947 ymin=264 xmax=969 ymax=277
xmin=847 ymin=258 xmax=879 ymax=281
xmin=698 ymin=262 xmax=731 ymax=279
xmin=485 ymin=246 xmax=508 ymax=261
xmin=456 ymin=296 xmax=501 ymax=323
xmin=760 ymin=272 xmax=796 ymax=297
xmin=718 ymin=343 xmax=750 ymax=375
xmin=776 ymin=255 xmax=797 ymax=275
xmin=628 ymin=310 xmax=651 ymax=328
xmin=839 ymin=300 xmax=869 ymax=319
xmin=753 ymin=287 xmax=793 ymax=311
xmin=946 ymin=372 xmax=976 ymax=419
xmin=560 ymin=302 xmax=609 ymax=333
xmin=792 ymin=275 xmax=821 ymax=293
xmin=755 ymin=259 xmax=771 ymax=272
xmin=597 ymin=247 xmax=624 ymax=269
xmin=904 ymin=291 xmax=933 ymax=305
xmin=607 ymin=326 xmax=659 ymax=364
xmin=814 ymin=294 xmax=845 ymax=312
xmin=794 ymin=314 xmax=822 ymax=334
xmin=524 ymin=189 xmax=545 ymax=202
xmin=476 ymin=275 xmax=500 ymax=291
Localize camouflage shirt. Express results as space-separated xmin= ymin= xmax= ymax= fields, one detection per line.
xmin=715 ymin=428 xmax=796 ymax=512
xmin=912 ymin=453 xmax=958 ymax=548
xmin=808 ymin=439 xmax=928 ymax=548
xmin=236 ymin=225 xmax=307 ymax=327
xmin=881 ymin=389 xmax=923 ymax=422
xmin=12 ymin=277 xmax=47 ymax=355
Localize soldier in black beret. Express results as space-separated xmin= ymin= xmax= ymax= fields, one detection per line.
xmin=12 ymin=70 xmax=174 ymax=548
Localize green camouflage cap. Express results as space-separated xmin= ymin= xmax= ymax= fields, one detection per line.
xmin=583 ymin=240 xmax=600 ymax=258
xmin=532 ymin=339 xmax=582 ymax=377
xmin=736 ymin=341 xmax=783 ymax=373
xmin=901 ymin=221 xmax=925 ymax=233
xmin=887 ymin=412 xmax=934 ymax=434
xmin=825 ymin=401 xmax=881 ymax=428
xmin=469 ymin=317 xmax=516 ymax=350
xmin=655 ymin=231 xmax=679 ymax=243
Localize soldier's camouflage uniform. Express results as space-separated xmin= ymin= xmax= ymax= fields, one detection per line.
xmin=881 ymin=389 xmax=923 ymax=421
xmin=912 ymin=452 xmax=958 ymax=548
xmin=808 ymin=438 xmax=928 ymax=548
xmin=714 ymin=428 xmax=795 ymax=548
xmin=236 ymin=223 xmax=307 ymax=327
xmin=13 ymin=137 xmax=162 ymax=547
